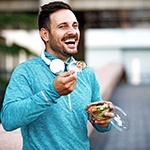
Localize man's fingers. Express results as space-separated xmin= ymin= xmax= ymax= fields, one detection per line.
xmin=60 ymin=70 xmax=76 ymax=77
xmin=53 ymin=71 xmax=77 ymax=95
xmin=95 ymin=119 xmax=110 ymax=125
xmin=104 ymin=112 xmax=114 ymax=118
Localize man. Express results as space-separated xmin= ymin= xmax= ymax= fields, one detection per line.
xmin=1 ymin=1 xmax=114 ymax=149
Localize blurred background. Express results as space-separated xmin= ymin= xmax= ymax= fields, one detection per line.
xmin=0 ymin=0 xmax=150 ymax=150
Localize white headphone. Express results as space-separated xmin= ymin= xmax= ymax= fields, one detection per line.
xmin=41 ymin=51 xmax=81 ymax=75
xmin=41 ymin=51 xmax=65 ymax=75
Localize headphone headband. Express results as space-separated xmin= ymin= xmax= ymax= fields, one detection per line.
xmin=41 ymin=51 xmax=51 ymax=65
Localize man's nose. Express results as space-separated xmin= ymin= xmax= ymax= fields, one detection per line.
xmin=67 ymin=26 xmax=77 ymax=35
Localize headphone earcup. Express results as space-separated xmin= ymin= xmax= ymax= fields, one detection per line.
xmin=50 ymin=59 xmax=65 ymax=75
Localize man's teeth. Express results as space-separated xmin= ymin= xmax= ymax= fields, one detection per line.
xmin=65 ymin=39 xmax=75 ymax=44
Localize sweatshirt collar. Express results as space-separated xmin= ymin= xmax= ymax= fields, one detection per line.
xmin=44 ymin=50 xmax=75 ymax=64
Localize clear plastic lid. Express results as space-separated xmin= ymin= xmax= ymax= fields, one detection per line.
xmin=111 ymin=105 xmax=130 ymax=132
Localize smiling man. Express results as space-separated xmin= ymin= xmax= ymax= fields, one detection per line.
xmin=1 ymin=1 xmax=114 ymax=150
xmin=40 ymin=7 xmax=80 ymax=61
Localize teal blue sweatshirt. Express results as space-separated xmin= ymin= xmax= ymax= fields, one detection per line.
xmin=1 ymin=52 xmax=112 ymax=150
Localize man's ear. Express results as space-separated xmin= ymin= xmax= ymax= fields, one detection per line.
xmin=39 ymin=28 xmax=49 ymax=43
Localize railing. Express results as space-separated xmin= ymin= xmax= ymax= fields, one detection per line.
xmin=0 ymin=69 xmax=12 ymax=81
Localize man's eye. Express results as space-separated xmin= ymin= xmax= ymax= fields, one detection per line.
xmin=74 ymin=25 xmax=78 ymax=28
xmin=59 ymin=25 xmax=66 ymax=29
xmin=73 ymin=24 xmax=79 ymax=28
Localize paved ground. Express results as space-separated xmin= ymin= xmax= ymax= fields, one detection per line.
xmin=90 ymin=83 xmax=150 ymax=150
xmin=0 ymin=125 xmax=22 ymax=150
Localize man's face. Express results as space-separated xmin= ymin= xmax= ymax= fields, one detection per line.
xmin=48 ymin=9 xmax=80 ymax=60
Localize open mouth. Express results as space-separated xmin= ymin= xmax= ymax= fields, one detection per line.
xmin=65 ymin=39 xmax=75 ymax=45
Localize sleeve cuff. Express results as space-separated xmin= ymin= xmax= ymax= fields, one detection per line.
xmin=93 ymin=122 xmax=112 ymax=133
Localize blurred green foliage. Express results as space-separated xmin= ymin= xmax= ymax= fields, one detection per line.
xmin=0 ymin=13 xmax=38 ymax=29
xmin=0 ymin=43 xmax=37 ymax=56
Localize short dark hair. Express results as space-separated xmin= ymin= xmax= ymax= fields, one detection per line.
xmin=38 ymin=1 xmax=72 ymax=31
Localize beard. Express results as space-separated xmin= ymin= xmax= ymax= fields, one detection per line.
xmin=49 ymin=32 xmax=79 ymax=58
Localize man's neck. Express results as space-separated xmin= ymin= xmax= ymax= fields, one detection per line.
xmin=45 ymin=48 xmax=70 ymax=62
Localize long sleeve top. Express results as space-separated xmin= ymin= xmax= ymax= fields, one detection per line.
xmin=1 ymin=52 xmax=112 ymax=150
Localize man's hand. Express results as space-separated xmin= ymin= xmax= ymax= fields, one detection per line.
xmin=89 ymin=104 xmax=114 ymax=128
xmin=53 ymin=71 xmax=77 ymax=95
xmin=94 ymin=110 xmax=114 ymax=128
